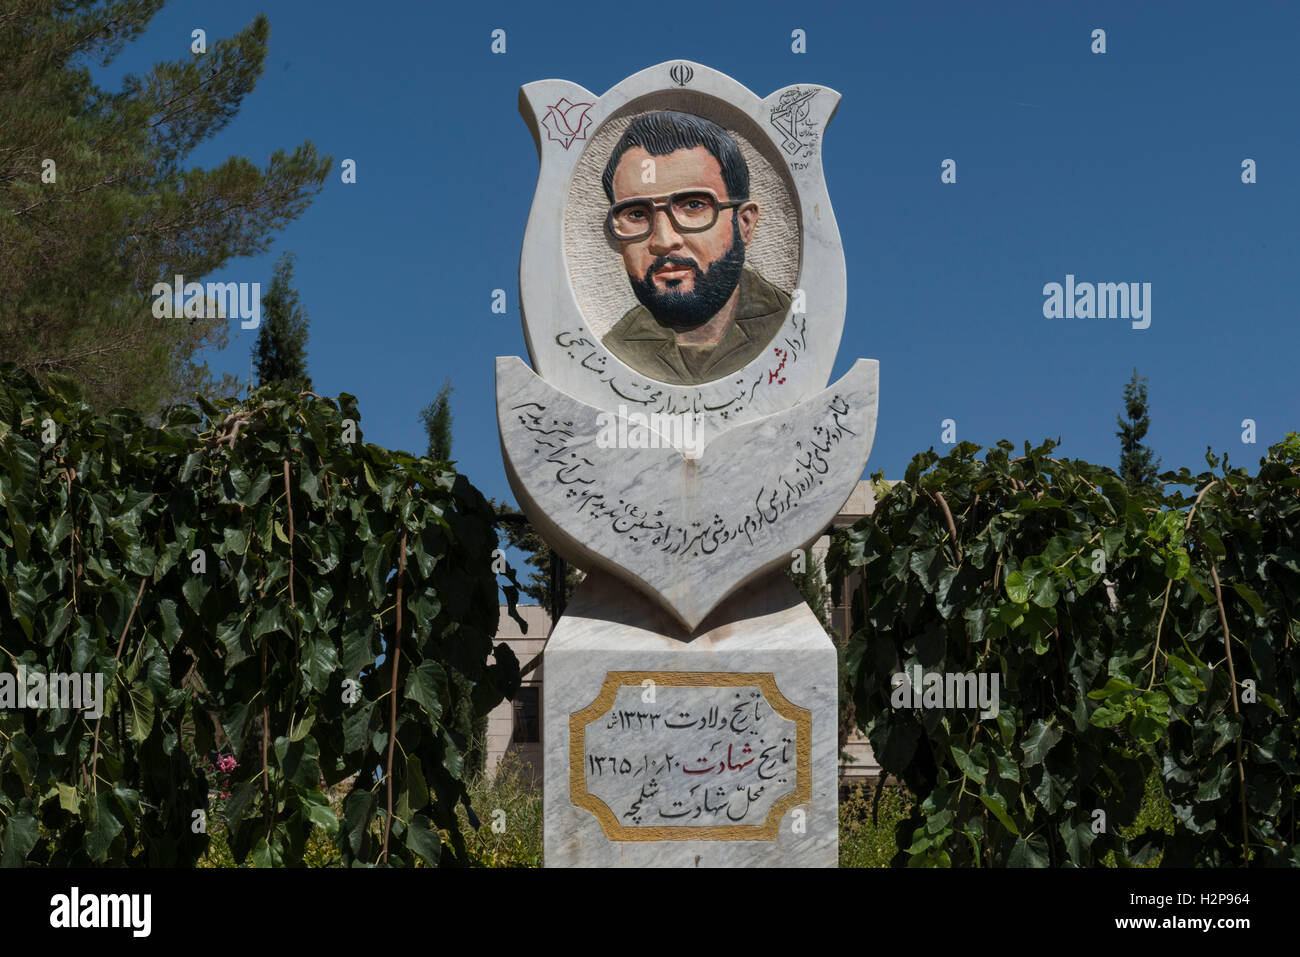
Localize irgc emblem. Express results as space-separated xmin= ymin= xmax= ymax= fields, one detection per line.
xmin=498 ymin=62 xmax=879 ymax=631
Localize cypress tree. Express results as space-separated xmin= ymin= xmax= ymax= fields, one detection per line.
xmin=420 ymin=379 xmax=454 ymax=461
xmin=1116 ymin=367 xmax=1162 ymax=489
xmin=253 ymin=251 xmax=313 ymax=392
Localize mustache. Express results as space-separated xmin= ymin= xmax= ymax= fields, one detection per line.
xmin=641 ymin=255 xmax=702 ymax=283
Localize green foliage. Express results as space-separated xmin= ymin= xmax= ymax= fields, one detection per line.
xmin=420 ymin=380 xmax=454 ymax=463
xmin=253 ymin=252 xmax=313 ymax=393
xmin=789 ymin=549 xmax=831 ymax=628
xmin=457 ymin=750 xmax=543 ymax=868
xmin=1116 ymin=368 xmax=1161 ymax=490
xmin=1105 ymin=768 xmax=1176 ymax=868
xmin=839 ymin=774 xmax=1174 ymax=869
xmin=415 ymin=380 xmax=487 ymax=777
xmin=828 ymin=435 xmax=1300 ymax=867
xmin=490 ymin=498 xmax=580 ymax=613
xmin=840 ymin=782 xmax=914 ymax=868
xmin=0 ymin=3 xmax=331 ymax=414
xmin=198 ymin=778 xmax=345 ymax=867
xmin=0 ymin=363 xmax=518 ymax=866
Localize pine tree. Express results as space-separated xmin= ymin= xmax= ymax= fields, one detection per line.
xmin=0 ymin=3 xmax=331 ymax=413
xmin=253 ymin=252 xmax=313 ymax=392
xmin=1116 ymin=367 xmax=1162 ymax=489
xmin=490 ymin=498 xmax=581 ymax=613
xmin=420 ymin=379 xmax=454 ymax=460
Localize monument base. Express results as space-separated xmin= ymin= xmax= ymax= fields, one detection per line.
xmin=543 ymin=570 xmax=838 ymax=867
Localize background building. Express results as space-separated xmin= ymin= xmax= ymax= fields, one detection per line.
xmin=485 ymin=604 xmax=548 ymax=782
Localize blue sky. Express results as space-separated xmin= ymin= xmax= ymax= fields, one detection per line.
xmin=98 ymin=1 xmax=1297 ymax=556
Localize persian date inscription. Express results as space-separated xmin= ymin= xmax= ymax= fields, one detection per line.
xmin=570 ymin=672 xmax=811 ymax=840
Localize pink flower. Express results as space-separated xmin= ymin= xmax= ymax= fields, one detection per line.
xmin=217 ymin=755 xmax=238 ymax=773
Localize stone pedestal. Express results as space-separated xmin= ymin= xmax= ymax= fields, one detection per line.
xmin=543 ymin=569 xmax=838 ymax=867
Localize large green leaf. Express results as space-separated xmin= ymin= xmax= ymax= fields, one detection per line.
xmin=978 ymin=787 xmax=1020 ymax=836
xmin=342 ymin=624 xmax=374 ymax=675
xmin=405 ymin=660 xmax=445 ymax=721
xmin=1232 ymin=583 xmax=1267 ymax=619
xmin=182 ymin=574 xmax=207 ymax=613
xmin=126 ymin=684 xmax=155 ymax=743
xmin=224 ymin=780 xmax=260 ymax=832
xmin=251 ymin=836 xmax=285 ymax=868
xmin=1006 ymin=833 xmax=1050 ymax=867
xmin=404 ymin=814 xmax=442 ymax=865
xmin=0 ymin=811 xmax=39 ymax=866
xmin=273 ymin=736 xmax=321 ymax=789
xmin=406 ymin=754 xmax=429 ymax=811
xmin=157 ymin=598 xmax=182 ymax=649
xmin=343 ymin=699 xmax=376 ymax=754
xmin=950 ymin=745 xmax=987 ymax=784
xmin=299 ymin=789 xmax=339 ymax=835
xmin=1021 ymin=720 xmax=1062 ymax=767
xmin=85 ymin=792 xmax=124 ymax=863
xmin=302 ymin=637 xmax=340 ymax=693
xmin=1005 ymin=570 xmax=1029 ymax=604
xmin=222 ymin=526 xmax=248 ymax=558
xmin=343 ymin=790 xmax=377 ymax=857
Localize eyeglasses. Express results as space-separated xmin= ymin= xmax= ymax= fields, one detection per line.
xmin=606 ymin=189 xmax=742 ymax=240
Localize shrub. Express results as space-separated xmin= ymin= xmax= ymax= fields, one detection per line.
xmin=829 ymin=435 xmax=1300 ymax=867
xmin=0 ymin=365 xmax=519 ymax=866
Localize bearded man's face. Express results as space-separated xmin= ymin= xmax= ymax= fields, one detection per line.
xmin=610 ymin=145 xmax=759 ymax=328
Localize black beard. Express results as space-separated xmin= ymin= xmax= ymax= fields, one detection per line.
xmin=627 ymin=215 xmax=745 ymax=328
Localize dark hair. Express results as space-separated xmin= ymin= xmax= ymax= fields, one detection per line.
xmin=601 ymin=111 xmax=749 ymax=203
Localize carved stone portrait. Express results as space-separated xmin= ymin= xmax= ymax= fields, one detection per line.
xmin=511 ymin=64 xmax=870 ymax=632
xmin=565 ymin=105 xmax=800 ymax=387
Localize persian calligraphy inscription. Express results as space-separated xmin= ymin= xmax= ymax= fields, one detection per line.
xmin=570 ymin=672 xmax=811 ymax=840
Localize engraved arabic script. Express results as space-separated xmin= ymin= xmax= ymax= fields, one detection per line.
xmin=509 ymin=391 xmax=856 ymax=560
xmin=580 ymin=683 xmax=800 ymax=830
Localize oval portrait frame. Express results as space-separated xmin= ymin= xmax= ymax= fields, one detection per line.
xmin=564 ymin=96 xmax=801 ymax=347
xmin=517 ymin=61 xmax=845 ymax=439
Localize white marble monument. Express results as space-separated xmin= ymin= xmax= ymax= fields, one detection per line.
xmin=497 ymin=62 xmax=878 ymax=867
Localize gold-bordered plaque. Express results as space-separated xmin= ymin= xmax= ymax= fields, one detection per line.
xmin=569 ymin=671 xmax=812 ymax=841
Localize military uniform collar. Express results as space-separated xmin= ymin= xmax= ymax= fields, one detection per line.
xmin=618 ymin=269 xmax=783 ymax=381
